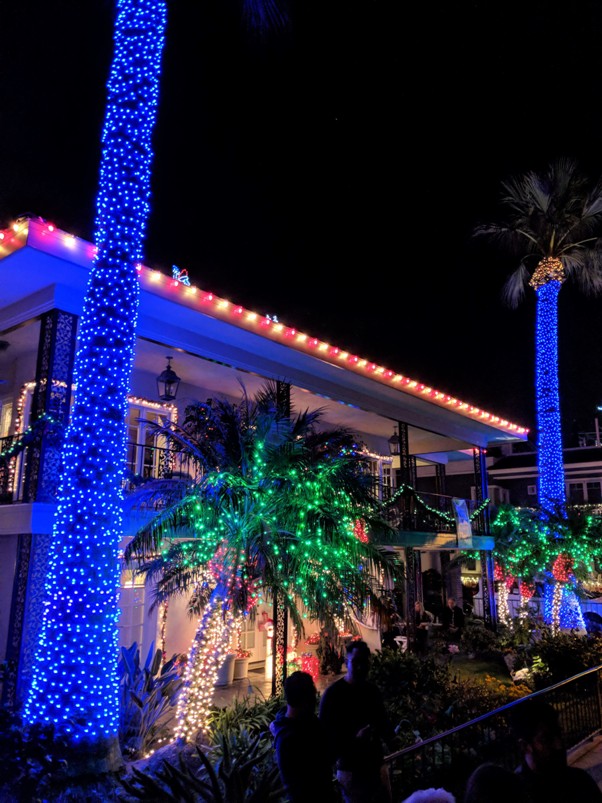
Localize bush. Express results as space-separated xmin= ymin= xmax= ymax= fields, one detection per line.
xmin=529 ymin=627 xmax=602 ymax=689
xmin=0 ymin=706 xmax=68 ymax=802
xmin=460 ymin=621 xmax=500 ymax=658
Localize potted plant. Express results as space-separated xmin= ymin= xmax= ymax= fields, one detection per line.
xmin=233 ymin=649 xmax=251 ymax=680
xmin=216 ymin=652 xmax=237 ymax=687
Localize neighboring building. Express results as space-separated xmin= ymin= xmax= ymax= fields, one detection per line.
xmin=0 ymin=216 xmax=529 ymax=703
xmin=417 ymin=437 xmax=602 ymax=623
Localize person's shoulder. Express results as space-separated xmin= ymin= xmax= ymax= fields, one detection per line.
xmin=271 ymin=714 xmax=295 ymax=745
xmin=319 ymin=677 xmax=346 ymax=702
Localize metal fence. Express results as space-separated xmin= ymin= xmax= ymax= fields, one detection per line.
xmin=385 ymin=664 xmax=602 ymax=801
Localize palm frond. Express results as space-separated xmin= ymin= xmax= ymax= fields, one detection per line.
xmin=474 ymin=157 xmax=602 ymax=305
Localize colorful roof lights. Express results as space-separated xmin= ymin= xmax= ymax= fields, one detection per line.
xmin=2 ymin=218 xmax=529 ymax=437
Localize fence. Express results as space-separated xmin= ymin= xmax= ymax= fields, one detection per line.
xmin=385 ymin=664 xmax=602 ymax=801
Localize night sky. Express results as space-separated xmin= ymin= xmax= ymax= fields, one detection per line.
xmin=3 ymin=0 xmax=602 ymax=440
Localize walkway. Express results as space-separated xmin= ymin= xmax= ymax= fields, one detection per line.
xmin=570 ymin=734 xmax=602 ymax=791
xmin=210 ymin=666 xmax=343 ymax=708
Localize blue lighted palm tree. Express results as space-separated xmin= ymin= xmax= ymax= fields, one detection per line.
xmin=22 ymin=0 xmax=288 ymax=774
xmin=23 ymin=0 xmax=167 ymax=771
xmin=474 ymin=158 xmax=602 ymax=517
xmin=475 ymin=158 xmax=602 ymax=630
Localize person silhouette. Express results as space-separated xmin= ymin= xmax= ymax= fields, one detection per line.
xmin=270 ymin=670 xmax=338 ymax=802
xmin=509 ymin=698 xmax=602 ymax=802
xmin=319 ymin=639 xmax=396 ymax=803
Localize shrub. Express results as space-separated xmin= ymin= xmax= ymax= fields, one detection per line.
xmin=118 ymin=724 xmax=285 ymax=802
xmin=460 ymin=621 xmax=500 ymax=657
xmin=529 ymin=627 xmax=602 ymax=689
xmin=0 ymin=706 xmax=69 ymax=802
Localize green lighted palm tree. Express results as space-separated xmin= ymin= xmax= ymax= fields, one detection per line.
xmin=474 ymin=157 xmax=602 ymax=517
xmin=124 ymin=382 xmax=397 ymax=741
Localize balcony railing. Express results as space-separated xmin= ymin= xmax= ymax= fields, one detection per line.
xmin=383 ymin=486 xmax=488 ymax=537
xmin=0 ymin=434 xmax=485 ymax=539
xmin=385 ymin=664 xmax=602 ymax=801
xmin=0 ymin=435 xmax=204 ymax=504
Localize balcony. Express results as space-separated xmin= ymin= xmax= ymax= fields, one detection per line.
xmin=379 ymin=485 xmax=491 ymax=547
xmin=0 ymin=434 xmax=487 ymax=544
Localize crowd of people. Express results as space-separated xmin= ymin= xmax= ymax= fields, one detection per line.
xmin=269 ymin=638 xmax=602 ymax=803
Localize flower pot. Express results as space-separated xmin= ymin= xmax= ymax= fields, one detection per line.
xmin=233 ymin=656 xmax=250 ymax=680
xmin=216 ymin=653 xmax=236 ymax=687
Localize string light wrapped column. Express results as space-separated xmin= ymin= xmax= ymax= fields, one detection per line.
xmin=23 ymin=0 xmax=167 ymax=769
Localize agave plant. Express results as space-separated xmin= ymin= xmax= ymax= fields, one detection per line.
xmin=118 ymin=642 xmax=185 ymax=760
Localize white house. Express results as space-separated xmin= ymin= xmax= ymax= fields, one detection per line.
xmin=0 ymin=215 xmax=528 ymax=703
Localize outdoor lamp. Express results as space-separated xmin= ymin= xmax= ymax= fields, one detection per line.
xmin=156 ymin=356 xmax=181 ymax=401
xmin=388 ymin=425 xmax=400 ymax=456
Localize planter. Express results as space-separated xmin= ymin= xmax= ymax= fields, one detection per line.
xmin=216 ymin=653 xmax=236 ymax=687
xmin=233 ymin=656 xmax=250 ymax=680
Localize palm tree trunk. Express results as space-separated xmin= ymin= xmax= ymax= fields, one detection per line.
xmin=534 ymin=281 xmax=566 ymax=516
xmin=175 ymin=596 xmax=239 ymax=742
xmin=23 ymin=0 xmax=167 ymax=771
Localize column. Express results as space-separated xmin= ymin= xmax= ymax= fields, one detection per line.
xmin=23 ymin=309 xmax=77 ymax=503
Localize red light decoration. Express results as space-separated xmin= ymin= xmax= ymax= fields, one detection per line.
xmin=552 ymin=553 xmax=573 ymax=582
xmin=520 ymin=581 xmax=535 ymax=600
xmin=353 ymin=519 xmax=369 ymax=543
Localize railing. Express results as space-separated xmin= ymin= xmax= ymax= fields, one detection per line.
xmin=0 ymin=434 xmax=25 ymax=503
xmin=0 ymin=435 xmax=203 ymax=503
xmin=385 ymin=665 xmax=602 ymax=801
xmin=0 ymin=433 xmax=482 ymax=541
xmin=384 ymin=487 xmax=488 ymax=537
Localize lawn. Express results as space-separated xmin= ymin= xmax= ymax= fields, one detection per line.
xmin=448 ymin=652 xmax=514 ymax=684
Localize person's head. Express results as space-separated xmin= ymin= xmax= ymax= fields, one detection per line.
xmin=463 ymin=762 xmax=530 ymax=803
xmin=401 ymin=789 xmax=456 ymax=803
xmin=509 ymin=699 xmax=566 ymax=772
xmin=345 ymin=639 xmax=371 ymax=683
xmin=415 ymin=601 xmax=424 ymax=613
xmin=283 ymin=670 xmax=317 ymax=717
xmin=447 ymin=598 xmax=456 ymax=609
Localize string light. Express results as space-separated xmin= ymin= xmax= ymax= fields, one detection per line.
xmin=0 ymin=215 xmax=529 ymax=439
xmin=23 ymin=0 xmax=167 ymax=743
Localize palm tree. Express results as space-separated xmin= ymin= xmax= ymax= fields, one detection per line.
xmin=123 ymin=382 xmax=397 ymax=742
xmin=474 ymin=157 xmax=602 ymax=516
xmin=23 ymin=0 xmax=167 ymax=773
xmin=475 ymin=157 xmax=602 ymax=629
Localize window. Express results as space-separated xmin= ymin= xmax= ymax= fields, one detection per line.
xmin=487 ymin=485 xmax=509 ymax=505
xmin=365 ymin=454 xmax=393 ymax=500
xmin=568 ymin=480 xmax=602 ymax=504
xmin=568 ymin=483 xmax=585 ymax=504
xmin=0 ymin=401 xmax=12 ymax=438
xmin=527 ymin=484 xmax=537 ymax=496
xmin=125 ymin=402 xmax=175 ymax=482
xmin=382 ymin=464 xmax=393 ymax=499
xmin=239 ymin=615 xmax=256 ymax=654
xmin=118 ymin=569 xmax=146 ymax=650
xmin=587 ymin=481 xmax=602 ymax=504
